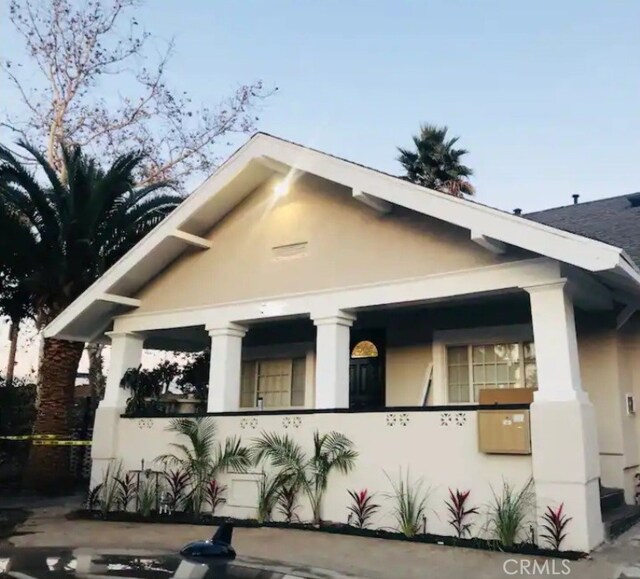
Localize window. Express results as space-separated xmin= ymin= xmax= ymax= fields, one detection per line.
xmin=351 ymin=340 xmax=379 ymax=359
xmin=446 ymin=342 xmax=537 ymax=403
xmin=240 ymin=358 xmax=306 ymax=408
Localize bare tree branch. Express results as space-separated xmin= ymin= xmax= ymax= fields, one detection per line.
xmin=4 ymin=0 xmax=275 ymax=185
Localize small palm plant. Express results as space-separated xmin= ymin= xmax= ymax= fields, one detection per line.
xmin=277 ymin=482 xmax=300 ymax=523
xmin=137 ymin=471 xmax=158 ymax=517
xmin=252 ymin=430 xmax=358 ymax=525
xmin=347 ymin=489 xmax=380 ymax=529
xmin=385 ymin=469 xmax=429 ymax=538
xmin=256 ymin=472 xmax=284 ymax=523
xmin=445 ymin=488 xmax=479 ymax=539
xmin=156 ymin=417 xmax=251 ymax=516
xmin=91 ymin=460 xmax=124 ymax=516
xmin=486 ymin=479 xmax=535 ymax=547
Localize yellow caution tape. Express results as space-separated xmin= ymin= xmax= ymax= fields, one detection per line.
xmin=0 ymin=434 xmax=71 ymax=440
xmin=32 ymin=439 xmax=92 ymax=446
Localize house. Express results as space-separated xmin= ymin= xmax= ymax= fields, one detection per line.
xmin=45 ymin=133 xmax=640 ymax=551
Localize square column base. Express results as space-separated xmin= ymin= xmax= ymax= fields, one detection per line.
xmin=531 ymin=399 xmax=604 ymax=551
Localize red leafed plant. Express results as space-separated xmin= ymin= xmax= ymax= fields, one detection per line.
xmin=540 ymin=503 xmax=572 ymax=551
xmin=205 ymin=479 xmax=228 ymax=515
xmin=163 ymin=469 xmax=190 ymax=511
xmin=347 ymin=489 xmax=380 ymax=529
xmin=445 ymin=488 xmax=479 ymax=538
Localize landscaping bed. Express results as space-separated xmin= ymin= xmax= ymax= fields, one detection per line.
xmin=70 ymin=509 xmax=587 ymax=561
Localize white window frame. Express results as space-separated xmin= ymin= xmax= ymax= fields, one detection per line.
xmin=431 ymin=324 xmax=534 ymax=405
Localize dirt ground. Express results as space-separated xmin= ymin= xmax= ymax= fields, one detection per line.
xmin=1 ymin=500 xmax=639 ymax=579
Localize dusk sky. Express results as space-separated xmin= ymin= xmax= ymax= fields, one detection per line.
xmin=2 ymin=1 xmax=640 ymax=212
xmin=1 ymin=1 xmax=640 ymax=374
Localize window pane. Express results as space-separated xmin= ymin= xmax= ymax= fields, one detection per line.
xmin=472 ymin=346 xmax=485 ymax=363
xmin=240 ymin=361 xmax=256 ymax=407
xmin=523 ymin=342 xmax=535 ymax=361
xmin=449 ymin=382 xmax=470 ymax=403
xmin=525 ymin=362 xmax=538 ymax=388
xmin=257 ymin=360 xmax=292 ymax=408
xmin=448 ymin=346 xmax=468 ymax=365
xmin=351 ymin=340 xmax=379 ymax=359
xmin=473 ymin=365 xmax=485 ymax=383
xmin=291 ymin=358 xmax=306 ymax=406
xmin=447 ymin=346 xmax=469 ymax=402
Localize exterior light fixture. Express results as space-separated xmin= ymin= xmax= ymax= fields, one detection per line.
xmin=273 ymin=180 xmax=289 ymax=198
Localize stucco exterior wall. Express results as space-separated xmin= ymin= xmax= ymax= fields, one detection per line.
xmin=385 ymin=345 xmax=432 ymax=406
xmin=133 ymin=175 xmax=516 ymax=315
xmin=578 ymin=321 xmax=640 ymax=500
xmin=105 ymin=411 xmax=533 ymax=541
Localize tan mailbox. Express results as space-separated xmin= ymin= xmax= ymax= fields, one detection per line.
xmin=477 ymin=389 xmax=533 ymax=455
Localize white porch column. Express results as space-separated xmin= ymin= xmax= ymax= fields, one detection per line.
xmin=526 ymin=280 xmax=604 ymax=551
xmin=92 ymin=331 xmax=144 ymax=487
xmin=101 ymin=331 xmax=145 ymax=408
xmin=207 ymin=323 xmax=247 ymax=413
xmin=312 ymin=312 xmax=355 ymax=409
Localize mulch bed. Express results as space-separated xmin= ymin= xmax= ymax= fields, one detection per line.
xmin=70 ymin=509 xmax=587 ymax=560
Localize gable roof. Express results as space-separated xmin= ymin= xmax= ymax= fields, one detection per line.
xmin=527 ymin=193 xmax=640 ymax=265
xmin=45 ymin=132 xmax=640 ymax=341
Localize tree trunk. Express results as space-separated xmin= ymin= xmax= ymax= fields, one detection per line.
xmin=23 ymin=337 xmax=84 ymax=492
xmin=5 ymin=320 xmax=19 ymax=385
xmin=86 ymin=342 xmax=106 ymax=407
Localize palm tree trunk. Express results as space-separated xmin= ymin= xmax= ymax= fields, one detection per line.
xmin=86 ymin=342 xmax=106 ymax=406
xmin=23 ymin=337 xmax=84 ymax=491
xmin=6 ymin=320 xmax=19 ymax=385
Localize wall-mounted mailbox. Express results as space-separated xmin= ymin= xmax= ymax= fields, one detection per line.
xmin=477 ymin=409 xmax=531 ymax=454
xmin=477 ymin=388 xmax=533 ymax=455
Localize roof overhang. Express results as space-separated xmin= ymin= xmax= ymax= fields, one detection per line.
xmin=45 ymin=133 xmax=640 ymax=342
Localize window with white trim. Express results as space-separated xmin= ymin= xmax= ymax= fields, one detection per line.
xmin=240 ymin=358 xmax=306 ymax=408
xmin=446 ymin=342 xmax=537 ymax=403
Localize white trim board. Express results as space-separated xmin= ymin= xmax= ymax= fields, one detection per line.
xmin=44 ymin=132 xmax=640 ymax=341
xmin=111 ymin=258 xmax=561 ymax=335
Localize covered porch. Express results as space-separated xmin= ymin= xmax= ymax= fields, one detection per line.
xmin=92 ymin=257 xmax=607 ymax=551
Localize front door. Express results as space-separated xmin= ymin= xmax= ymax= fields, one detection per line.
xmin=349 ymin=332 xmax=385 ymax=409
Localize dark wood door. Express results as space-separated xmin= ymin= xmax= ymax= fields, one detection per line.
xmin=349 ymin=332 xmax=385 ymax=409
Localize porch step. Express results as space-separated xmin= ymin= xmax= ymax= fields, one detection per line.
xmin=600 ymin=487 xmax=625 ymax=513
xmin=603 ymin=504 xmax=640 ymax=540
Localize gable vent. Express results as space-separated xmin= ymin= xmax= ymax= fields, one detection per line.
xmin=272 ymin=242 xmax=308 ymax=260
xmin=627 ymin=192 xmax=640 ymax=207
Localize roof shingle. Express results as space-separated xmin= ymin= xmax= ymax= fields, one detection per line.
xmin=526 ymin=194 xmax=640 ymax=265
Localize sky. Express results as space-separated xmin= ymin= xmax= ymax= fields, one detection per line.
xmin=1 ymin=0 xmax=640 ymax=376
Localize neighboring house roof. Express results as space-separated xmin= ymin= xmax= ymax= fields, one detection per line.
xmin=527 ymin=193 xmax=640 ymax=265
xmin=44 ymin=132 xmax=640 ymax=342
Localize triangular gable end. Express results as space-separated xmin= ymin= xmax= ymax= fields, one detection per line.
xmin=44 ymin=133 xmax=640 ymax=341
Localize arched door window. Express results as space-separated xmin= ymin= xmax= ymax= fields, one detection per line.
xmin=351 ymin=340 xmax=379 ymax=359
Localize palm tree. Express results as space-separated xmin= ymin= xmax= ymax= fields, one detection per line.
xmin=397 ymin=124 xmax=475 ymax=196
xmin=252 ymin=430 xmax=358 ymax=525
xmin=156 ymin=417 xmax=251 ymax=515
xmin=0 ymin=141 xmax=182 ymax=489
